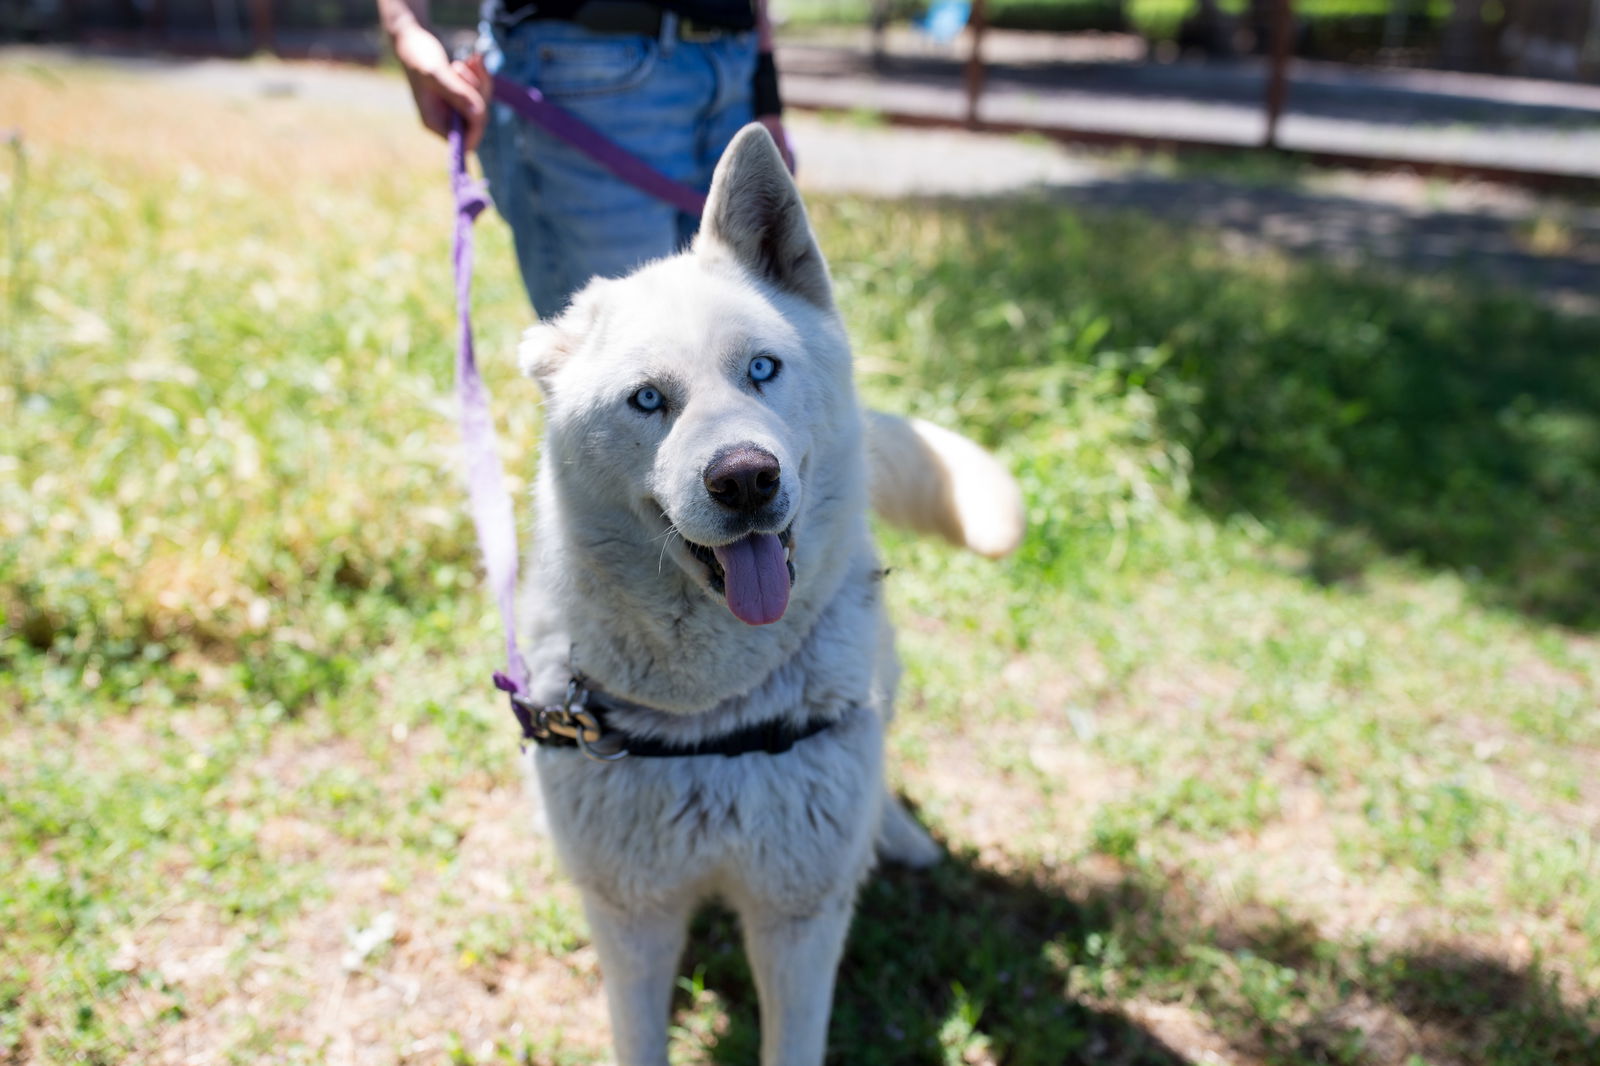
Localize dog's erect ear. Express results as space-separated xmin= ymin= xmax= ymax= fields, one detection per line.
xmin=697 ymin=124 xmax=832 ymax=308
xmin=518 ymin=281 xmax=610 ymax=391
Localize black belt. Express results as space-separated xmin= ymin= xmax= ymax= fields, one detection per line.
xmin=498 ymin=0 xmax=744 ymax=39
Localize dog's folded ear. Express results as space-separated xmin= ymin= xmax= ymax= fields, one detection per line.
xmin=517 ymin=320 xmax=565 ymax=393
xmin=518 ymin=279 xmax=611 ymax=392
xmin=696 ymin=124 xmax=832 ymax=309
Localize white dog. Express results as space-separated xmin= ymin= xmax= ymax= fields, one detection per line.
xmin=511 ymin=124 xmax=1023 ymax=1066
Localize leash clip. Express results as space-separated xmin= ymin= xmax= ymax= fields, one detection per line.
xmin=507 ymin=676 xmax=629 ymax=762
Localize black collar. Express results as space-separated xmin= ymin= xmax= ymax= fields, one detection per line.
xmin=508 ymin=677 xmax=837 ymax=761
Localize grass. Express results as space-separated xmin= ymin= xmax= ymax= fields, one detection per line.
xmin=776 ymin=0 xmax=1460 ymax=39
xmin=4 ymin=54 xmax=1600 ymax=1066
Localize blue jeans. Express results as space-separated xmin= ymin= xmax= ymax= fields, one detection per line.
xmin=477 ymin=16 xmax=758 ymax=317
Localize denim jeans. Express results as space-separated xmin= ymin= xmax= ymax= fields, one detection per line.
xmin=476 ymin=16 xmax=758 ymax=317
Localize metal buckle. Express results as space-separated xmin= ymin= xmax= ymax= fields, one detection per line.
xmin=514 ymin=679 xmax=629 ymax=761
xmin=677 ymin=17 xmax=723 ymax=42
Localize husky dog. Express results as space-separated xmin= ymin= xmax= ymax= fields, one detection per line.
xmin=513 ymin=125 xmax=1023 ymax=1066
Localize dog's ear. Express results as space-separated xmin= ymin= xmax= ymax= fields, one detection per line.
xmin=517 ymin=320 xmax=568 ymax=392
xmin=518 ymin=281 xmax=610 ymax=391
xmin=696 ymin=124 xmax=832 ymax=308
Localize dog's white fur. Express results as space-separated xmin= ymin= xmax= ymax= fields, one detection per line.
xmin=513 ymin=124 xmax=1022 ymax=1066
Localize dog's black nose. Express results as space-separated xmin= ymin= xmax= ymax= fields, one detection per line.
xmin=704 ymin=445 xmax=781 ymax=513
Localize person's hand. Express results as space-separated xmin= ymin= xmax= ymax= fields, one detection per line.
xmin=757 ymin=114 xmax=796 ymax=175
xmin=391 ymin=22 xmax=488 ymax=151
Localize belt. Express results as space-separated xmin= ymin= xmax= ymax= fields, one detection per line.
xmin=499 ymin=0 xmax=739 ymax=40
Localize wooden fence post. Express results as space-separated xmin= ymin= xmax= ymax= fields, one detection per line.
xmin=1264 ymin=0 xmax=1292 ymax=147
xmin=965 ymin=0 xmax=989 ymax=128
xmin=249 ymin=0 xmax=276 ymax=55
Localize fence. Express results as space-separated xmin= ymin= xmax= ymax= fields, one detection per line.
xmin=4 ymin=0 xmax=1598 ymax=79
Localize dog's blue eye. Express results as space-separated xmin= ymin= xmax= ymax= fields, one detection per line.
xmin=748 ymin=355 xmax=780 ymax=384
xmin=630 ymin=386 xmax=664 ymax=413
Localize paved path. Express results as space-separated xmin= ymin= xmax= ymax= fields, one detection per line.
xmin=778 ymin=28 xmax=1600 ymax=180
xmin=8 ymin=45 xmax=1597 ymax=311
xmin=789 ymin=117 xmax=1600 ymax=313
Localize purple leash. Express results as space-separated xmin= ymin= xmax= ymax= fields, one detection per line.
xmin=448 ymin=81 xmax=707 ymax=730
xmin=488 ymin=78 xmax=707 ymax=217
xmin=448 ymin=119 xmax=532 ymax=726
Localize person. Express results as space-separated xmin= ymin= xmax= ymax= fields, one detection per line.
xmin=377 ymin=0 xmax=794 ymax=317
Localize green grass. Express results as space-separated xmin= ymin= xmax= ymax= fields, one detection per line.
xmin=777 ymin=0 xmax=1459 ymax=39
xmin=4 ymin=57 xmax=1600 ymax=1065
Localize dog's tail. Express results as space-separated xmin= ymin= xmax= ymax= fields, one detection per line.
xmin=864 ymin=411 xmax=1025 ymax=559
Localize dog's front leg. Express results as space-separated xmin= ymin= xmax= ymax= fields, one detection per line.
xmin=740 ymin=894 xmax=855 ymax=1066
xmin=582 ymin=894 xmax=691 ymax=1066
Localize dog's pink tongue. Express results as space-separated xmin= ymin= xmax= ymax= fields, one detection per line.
xmin=712 ymin=533 xmax=790 ymax=626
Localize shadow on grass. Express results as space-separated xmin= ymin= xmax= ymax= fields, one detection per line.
xmin=679 ymin=859 xmax=1188 ymax=1066
xmin=675 ymin=840 xmax=1600 ymax=1065
xmin=1147 ymin=215 xmax=1600 ymax=628
xmin=830 ymin=194 xmax=1600 ymax=627
xmin=1053 ymin=174 xmax=1600 ymax=314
